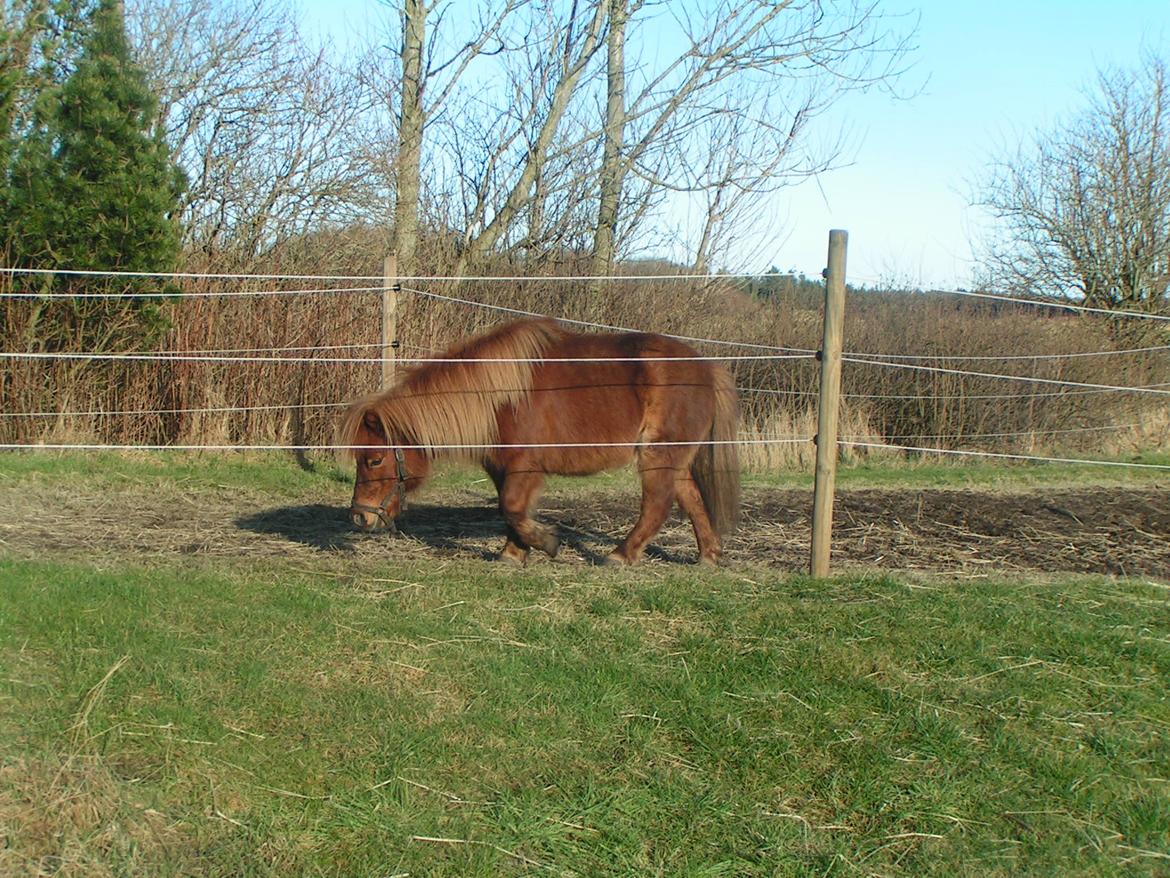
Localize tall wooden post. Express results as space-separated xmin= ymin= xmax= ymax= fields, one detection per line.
xmin=381 ymin=254 xmax=399 ymax=389
xmin=810 ymin=230 xmax=848 ymax=577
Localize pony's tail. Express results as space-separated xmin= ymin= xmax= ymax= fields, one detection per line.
xmin=691 ymin=365 xmax=741 ymax=536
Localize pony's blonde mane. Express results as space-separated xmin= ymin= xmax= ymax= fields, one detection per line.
xmin=340 ymin=319 xmax=565 ymax=460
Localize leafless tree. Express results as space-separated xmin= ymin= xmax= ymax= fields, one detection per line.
xmin=127 ymin=0 xmax=373 ymax=263
xmin=679 ymin=108 xmax=841 ymax=273
xmin=363 ymin=0 xmax=535 ymax=277
xmin=593 ymin=0 xmax=630 ymax=277
xmin=360 ymin=1 xmax=913 ymax=278
xmin=449 ymin=0 xmax=607 ymax=274
xmin=589 ymin=0 xmax=916 ymax=277
xmin=977 ymin=54 xmax=1170 ymax=317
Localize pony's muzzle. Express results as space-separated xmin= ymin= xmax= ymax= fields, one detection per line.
xmin=350 ymin=509 xmax=397 ymax=533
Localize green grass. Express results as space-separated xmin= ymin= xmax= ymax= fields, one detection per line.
xmin=743 ymin=451 xmax=1170 ymax=491
xmin=2 ymin=554 xmax=1168 ymax=876
xmin=2 ymin=451 xmax=1168 ymax=875
xmin=2 ymin=448 xmax=1168 ymax=499
xmin=0 ymin=450 xmax=350 ymax=498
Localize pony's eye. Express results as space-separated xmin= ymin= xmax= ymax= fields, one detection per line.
xmin=368 ymin=457 xmax=384 ymax=468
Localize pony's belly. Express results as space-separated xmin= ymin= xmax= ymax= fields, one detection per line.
xmin=508 ymin=372 xmax=643 ymax=475
xmin=541 ymin=442 xmax=637 ymax=476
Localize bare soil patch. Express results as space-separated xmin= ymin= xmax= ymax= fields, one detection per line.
xmin=1 ymin=476 xmax=1166 ymax=579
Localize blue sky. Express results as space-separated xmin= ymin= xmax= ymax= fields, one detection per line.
xmin=772 ymin=1 xmax=1170 ymax=288
xmin=302 ymin=1 xmax=1169 ymax=287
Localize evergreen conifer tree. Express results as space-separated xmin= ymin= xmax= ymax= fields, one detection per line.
xmin=3 ymin=0 xmax=185 ymax=349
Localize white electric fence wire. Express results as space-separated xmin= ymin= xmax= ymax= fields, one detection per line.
xmin=173 ymin=341 xmax=384 ymax=355
xmin=844 ymin=355 xmax=1170 ymax=397
xmin=919 ymin=287 xmax=1170 ymax=322
xmin=0 ymin=278 xmax=816 ymax=356
xmin=835 ymin=387 xmax=1165 ymax=400
xmin=0 ymin=266 xmax=757 ymax=284
xmin=843 ymin=343 xmax=1170 ymax=361
xmin=10 ymin=336 xmax=1160 ymax=361
xmin=9 ymin=382 xmax=1143 ymax=417
xmin=0 ymin=401 xmax=348 ymax=418
xmin=4 ymin=440 xmax=1165 ymax=474
xmin=10 ymin=336 xmax=1161 ymax=361
xmin=0 ymin=267 xmax=384 ymax=282
xmin=0 ymin=438 xmax=806 ymax=452
xmin=5 ymin=264 xmax=1168 ymax=320
xmin=869 ymin=423 xmax=1148 ymax=441
xmin=0 ymin=350 xmax=811 ymax=365
xmin=399 ymin=285 xmax=815 ymax=353
xmin=3 ymin=375 xmax=1161 ymax=420
xmin=2 ymin=403 xmax=1151 ymax=445
xmin=181 ymin=340 xmax=438 ymax=357
xmin=0 ymin=282 xmax=387 ymax=298
xmin=740 ymin=385 xmax=1148 ymax=400
xmin=841 ymin=440 xmax=1170 ymax=471
xmin=3 ymin=265 xmax=1167 ymax=323
xmin=841 ymin=276 xmax=1170 ymax=323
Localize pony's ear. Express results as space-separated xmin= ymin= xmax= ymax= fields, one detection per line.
xmin=362 ymin=410 xmax=386 ymax=439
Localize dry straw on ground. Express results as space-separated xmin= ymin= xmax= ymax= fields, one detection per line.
xmin=0 ymin=474 xmax=1166 ymax=579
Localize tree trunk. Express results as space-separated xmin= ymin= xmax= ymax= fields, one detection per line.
xmin=393 ymin=0 xmax=425 ymax=279
xmin=590 ymin=0 xmax=627 ymax=282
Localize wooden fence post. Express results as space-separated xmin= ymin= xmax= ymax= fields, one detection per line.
xmin=810 ymin=229 xmax=848 ymax=577
xmin=381 ymin=254 xmax=399 ymax=390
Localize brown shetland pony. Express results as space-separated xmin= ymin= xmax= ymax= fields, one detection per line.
xmin=339 ymin=318 xmax=739 ymax=565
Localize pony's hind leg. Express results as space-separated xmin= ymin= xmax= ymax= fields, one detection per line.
xmin=607 ymin=452 xmax=683 ymax=565
xmin=497 ymin=470 xmax=559 ymax=562
xmin=675 ymin=473 xmax=722 ymax=565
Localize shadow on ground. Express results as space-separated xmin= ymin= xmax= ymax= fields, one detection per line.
xmin=233 ymin=501 xmax=658 ymax=565
xmin=235 ymin=503 xmax=503 ymax=554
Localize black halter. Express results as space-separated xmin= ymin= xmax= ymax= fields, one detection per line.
xmin=350 ymin=447 xmax=409 ymax=530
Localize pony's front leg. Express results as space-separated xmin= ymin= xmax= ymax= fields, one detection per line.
xmin=487 ymin=466 xmax=531 ymax=565
xmin=498 ymin=470 xmax=558 ymax=562
xmin=499 ymin=525 xmax=530 ymax=566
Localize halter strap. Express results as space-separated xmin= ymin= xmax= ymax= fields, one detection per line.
xmin=351 ymin=446 xmax=410 ymax=528
xmin=392 ymin=446 xmax=409 ymax=511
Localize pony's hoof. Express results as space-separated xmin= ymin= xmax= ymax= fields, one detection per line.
xmin=603 ymin=551 xmax=629 ymax=567
xmin=498 ymin=546 xmax=528 ymax=566
xmin=542 ymin=533 xmax=560 ymax=558
xmin=698 ymin=554 xmax=720 ymax=567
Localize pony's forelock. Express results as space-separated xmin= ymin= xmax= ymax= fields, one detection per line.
xmin=338 ymin=394 xmax=390 ymax=462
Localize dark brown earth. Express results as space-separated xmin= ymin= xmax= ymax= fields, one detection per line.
xmin=1 ymin=477 xmax=1167 ymax=579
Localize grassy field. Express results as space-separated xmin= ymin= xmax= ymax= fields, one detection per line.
xmin=2 ymin=447 xmax=1168 ymax=492
xmin=1 ymin=453 xmax=1169 ymax=876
